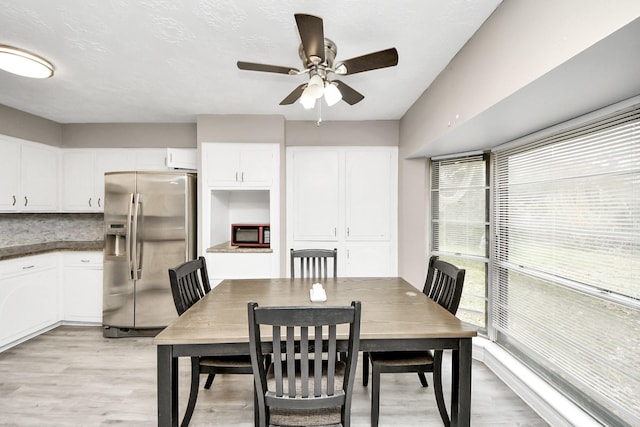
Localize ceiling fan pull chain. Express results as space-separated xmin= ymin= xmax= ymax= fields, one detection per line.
xmin=316 ymin=99 xmax=322 ymax=126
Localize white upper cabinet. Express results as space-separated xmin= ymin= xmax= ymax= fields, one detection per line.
xmin=21 ymin=143 xmax=59 ymax=211
xmin=0 ymin=135 xmax=58 ymax=212
xmin=204 ymin=143 xmax=273 ymax=187
xmin=62 ymin=150 xmax=97 ymax=211
xmin=62 ymin=149 xmax=135 ymax=212
xmin=62 ymin=148 xmax=180 ymax=212
xmin=134 ymin=148 xmax=171 ymax=171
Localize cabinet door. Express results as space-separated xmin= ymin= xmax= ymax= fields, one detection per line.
xmin=240 ymin=148 xmax=273 ymax=186
xmin=21 ymin=143 xmax=58 ymax=211
xmin=345 ymin=150 xmax=393 ymax=241
xmin=0 ymin=137 xmax=21 ymax=211
xmin=290 ymin=149 xmax=340 ymax=241
xmin=135 ymin=148 xmax=170 ymax=171
xmin=204 ymin=144 xmax=241 ymax=186
xmin=0 ymin=255 xmax=58 ymax=348
xmin=344 ymin=245 xmax=396 ymax=277
xmin=62 ymin=252 xmax=103 ymax=322
xmin=204 ymin=144 xmax=275 ymax=187
xmin=62 ymin=150 xmax=96 ymax=211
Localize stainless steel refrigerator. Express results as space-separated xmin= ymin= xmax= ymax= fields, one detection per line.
xmin=102 ymin=171 xmax=196 ymax=337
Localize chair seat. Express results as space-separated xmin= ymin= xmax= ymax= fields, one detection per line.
xmin=266 ymin=360 xmax=346 ymax=426
xmin=369 ymin=350 xmax=434 ymax=367
xmin=200 ymin=355 xmax=252 ymax=368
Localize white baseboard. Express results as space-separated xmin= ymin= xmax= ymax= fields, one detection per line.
xmin=473 ymin=337 xmax=602 ymax=427
xmin=0 ymin=321 xmax=61 ymax=353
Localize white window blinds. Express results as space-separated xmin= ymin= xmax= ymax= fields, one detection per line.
xmin=431 ymin=154 xmax=489 ymax=328
xmin=492 ymin=105 xmax=640 ymax=426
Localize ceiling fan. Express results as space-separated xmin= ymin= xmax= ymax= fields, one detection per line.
xmin=237 ymin=13 xmax=398 ymax=110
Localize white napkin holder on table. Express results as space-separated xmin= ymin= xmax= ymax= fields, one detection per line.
xmin=310 ymin=283 xmax=327 ymax=302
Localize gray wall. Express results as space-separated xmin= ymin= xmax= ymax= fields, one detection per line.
xmin=285 ymin=120 xmax=398 ymax=146
xmin=397 ymin=0 xmax=640 ymax=287
xmin=0 ymin=104 xmax=62 ymax=147
xmin=61 ymin=123 xmax=196 ymax=148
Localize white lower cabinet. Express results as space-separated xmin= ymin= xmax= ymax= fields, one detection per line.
xmin=61 ymin=252 xmax=103 ymax=323
xmin=0 ymin=254 xmax=59 ymax=349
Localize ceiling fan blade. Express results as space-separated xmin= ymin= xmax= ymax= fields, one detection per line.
xmin=279 ymin=83 xmax=307 ymax=105
xmin=332 ymin=80 xmax=365 ymax=105
xmin=295 ymin=14 xmax=325 ymax=65
xmin=335 ymin=48 xmax=398 ymax=75
xmin=237 ymin=61 xmax=299 ymax=75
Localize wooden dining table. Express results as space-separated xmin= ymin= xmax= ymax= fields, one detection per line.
xmin=153 ymin=277 xmax=478 ymax=426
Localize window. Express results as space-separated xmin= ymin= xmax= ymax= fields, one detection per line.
xmin=492 ymin=104 xmax=640 ymax=426
xmin=431 ymin=153 xmax=489 ymax=329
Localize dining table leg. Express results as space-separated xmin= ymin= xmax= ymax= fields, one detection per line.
xmin=157 ymin=344 xmax=178 ymax=427
xmin=450 ymin=338 xmax=472 ymax=426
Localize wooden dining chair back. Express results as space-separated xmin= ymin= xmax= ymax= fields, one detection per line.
xmin=168 ymin=256 xmax=253 ymax=427
xmin=168 ymin=256 xmax=211 ymax=316
xmin=423 ymin=256 xmax=466 ymax=315
xmin=364 ymin=256 xmax=465 ymax=427
xmin=248 ymin=301 xmax=361 ymax=427
xmin=290 ymin=248 xmax=338 ymax=279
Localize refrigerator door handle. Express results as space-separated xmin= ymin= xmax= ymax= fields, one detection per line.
xmin=126 ymin=193 xmax=135 ymax=280
xmin=132 ymin=193 xmax=143 ymax=280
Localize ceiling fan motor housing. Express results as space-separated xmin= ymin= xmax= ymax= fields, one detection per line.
xmin=299 ymin=38 xmax=337 ymax=72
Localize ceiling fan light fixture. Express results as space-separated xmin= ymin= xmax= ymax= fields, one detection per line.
xmin=299 ymin=90 xmax=316 ymax=109
xmin=324 ymin=81 xmax=342 ymax=106
xmin=305 ymin=74 xmax=324 ymax=99
xmin=0 ymin=45 xmax=54 ymax=78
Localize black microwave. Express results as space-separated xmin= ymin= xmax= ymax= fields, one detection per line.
xmin=231 ymin=224 xmax=270 ymax=248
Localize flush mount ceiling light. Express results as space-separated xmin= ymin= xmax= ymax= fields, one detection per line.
xmin=0 ymin=45 xmax=54 ymax=78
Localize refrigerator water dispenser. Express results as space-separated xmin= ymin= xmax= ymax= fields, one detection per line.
xmin=105 ymin=223 xmax=127 ymax=257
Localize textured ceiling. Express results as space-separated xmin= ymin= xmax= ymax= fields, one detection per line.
xmin=0 ymin=0 xmax=501 ymax=123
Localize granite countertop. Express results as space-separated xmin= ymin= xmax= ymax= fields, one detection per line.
xmin=0 ymin=241 xmax=104 ymax=261
xmin=207 ymin=241 xmax=272 ymax=253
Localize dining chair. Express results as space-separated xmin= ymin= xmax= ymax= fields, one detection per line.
xmin=363 ymin=256 xmax=466 ymax=427
xmin=247 ymin=300 xmax=361 ymax=427
xmin=290 ymin=248 xmax=338 ymax=279
xmin=168 ymin=256 xmax=253 ymax=427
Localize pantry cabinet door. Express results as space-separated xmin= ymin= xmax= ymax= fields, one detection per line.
xmin=345 ymin=150 xmax=394 ymax=241
xmin=290 ymin=149 xmax=340 ymax=241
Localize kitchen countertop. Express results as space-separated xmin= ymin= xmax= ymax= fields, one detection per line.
xmin=206 ymin=241 xmax=272 ymax=253
xmin=0 ymin=241 xmax=104 ymax=261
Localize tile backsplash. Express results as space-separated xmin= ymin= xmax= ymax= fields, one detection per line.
xmin=0 ymin=213 xmax=104 ymax=247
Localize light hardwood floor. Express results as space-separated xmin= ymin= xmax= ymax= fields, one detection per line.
xmin=0 ymin=326 xmax=548 ymax=426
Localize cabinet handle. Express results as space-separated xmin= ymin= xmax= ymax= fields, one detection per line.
xmin=334 ymin=227 xmax=337 ymax=237
xmin=347 ymin=227 xmax=350 ymax=237
xmin=241 ymin=172 xmax=244 ymax=182
xmin=24 ymin=196 xmax=28 ymax=207
xmin=89 ymin=197 xmax=92 ymax=207
xmin=98 ymin=198 xmax=101 ymax=208
xmin=235 ymin=171 xmax=238 ymax=182
xmin=22 ymin=265 xmax=35 ymax=270
xmin=81 ymin=259 xmax=91 ymax=263
xmin=12 ymin=195 xmax=16 ymax=206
